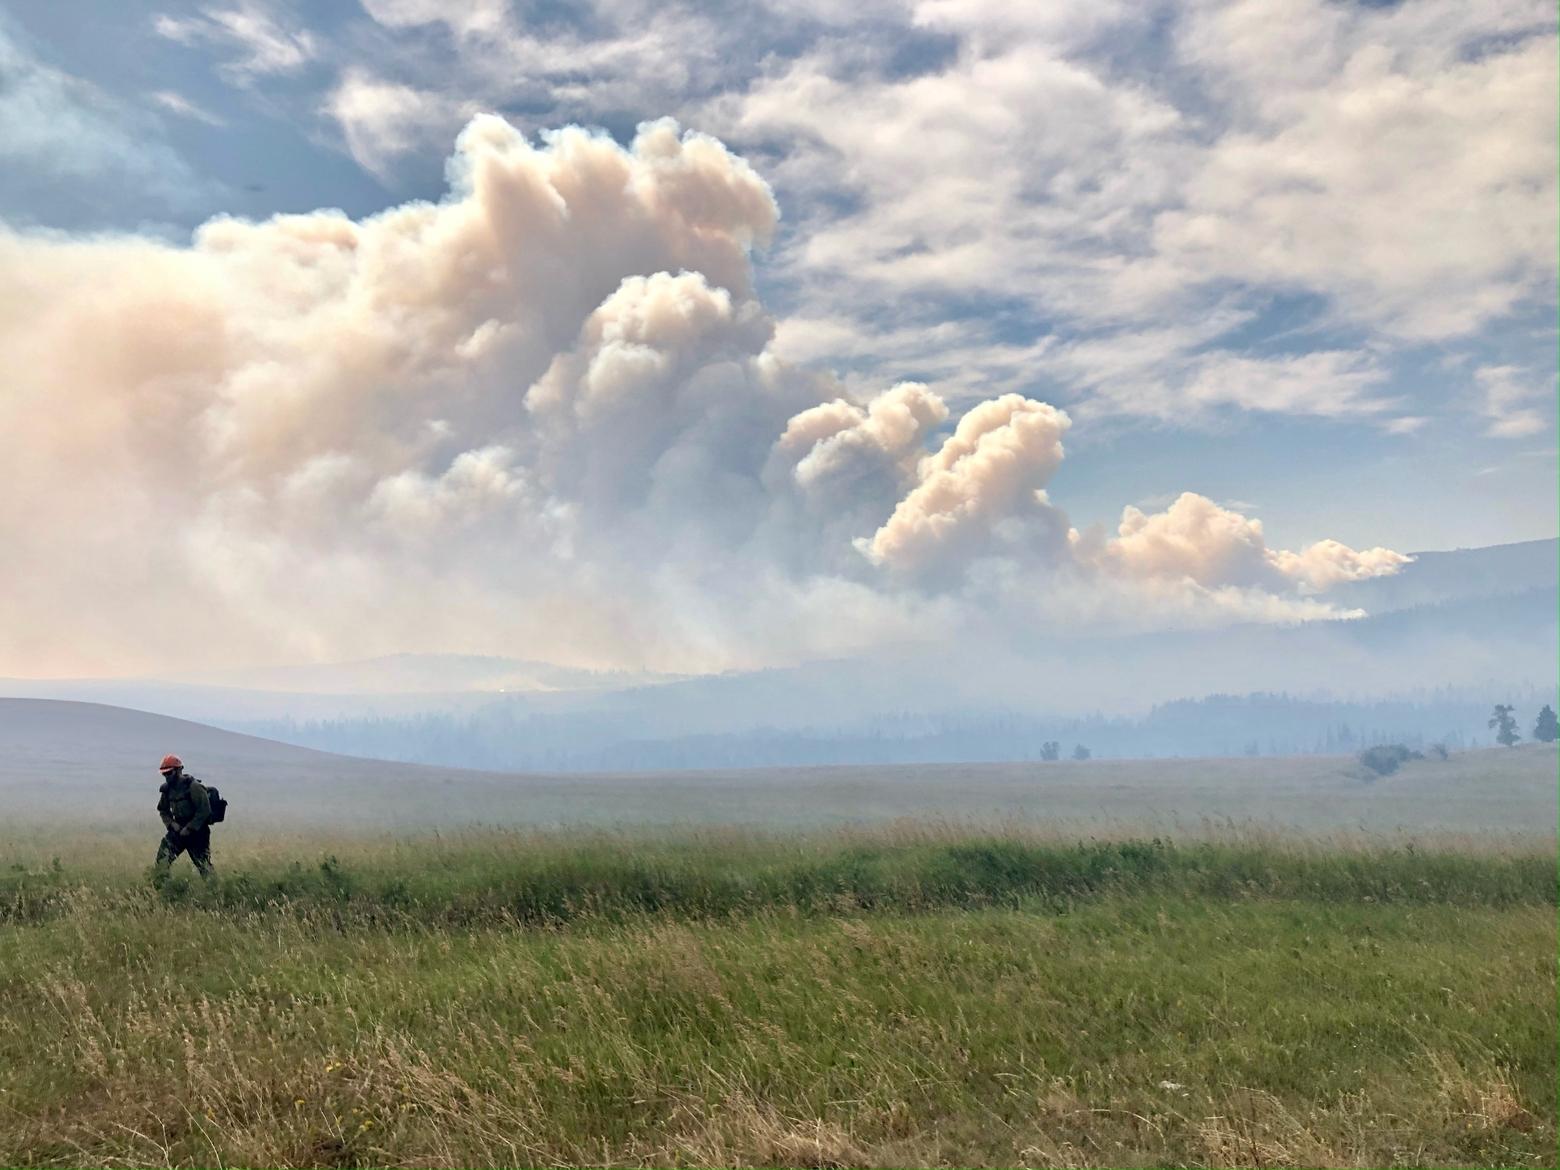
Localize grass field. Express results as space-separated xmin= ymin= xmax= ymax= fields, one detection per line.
xmin=1 ymin=826 xmax=1555 ymax=1168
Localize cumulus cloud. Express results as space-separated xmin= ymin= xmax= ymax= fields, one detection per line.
xmin=0 ymin=116 xmax=1406 ymax=676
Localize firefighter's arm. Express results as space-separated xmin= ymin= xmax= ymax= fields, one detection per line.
xmin=183 ymin=783 xmax=212 ymax=834
xmin=158 ymin=786 xmax=176 ymax=831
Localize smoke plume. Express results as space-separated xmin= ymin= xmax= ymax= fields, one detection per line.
xmin=0 ymin=116 xmax=1407 ymax=676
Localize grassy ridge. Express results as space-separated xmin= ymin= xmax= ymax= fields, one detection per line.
xmin=0 ymin=829 xmax=1555 ymax=1167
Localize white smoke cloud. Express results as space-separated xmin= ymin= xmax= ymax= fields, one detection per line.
xmin=368 ymin=446 xmax=530 ymax=535
xmin=0 ymin=116 xmax=1407 ymax=677
xmin=1079 ymin=492 xmax=1411 ymax=595
xmin=1267 ymin=539 xmax=1415 ymax=593
xmin=779 ymin=382 xmax=949 ymax=496
xmin=857 ymin=395 xmax=1071 ymax=577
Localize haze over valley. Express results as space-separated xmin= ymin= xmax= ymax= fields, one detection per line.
xmin=5 ymin=698 xmax=1554 ymax=840
xmin=5 ymin=538 xmax=1553 ymax=772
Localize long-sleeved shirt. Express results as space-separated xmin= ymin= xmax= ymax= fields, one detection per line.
xmin=157 ymin=775 xmax=212 ymax=834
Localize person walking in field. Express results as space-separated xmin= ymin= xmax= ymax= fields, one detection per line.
xmin=154 ymin=754 xmax=222 ymax=882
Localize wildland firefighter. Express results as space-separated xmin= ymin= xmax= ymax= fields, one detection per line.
xmin=154 ymin=755 xmax=227 ymax=882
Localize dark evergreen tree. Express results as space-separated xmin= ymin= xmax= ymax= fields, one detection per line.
xmin=1488 ymin=704 xmax=1520 ymax=748
xmin=1533 ymin=704 xmax=1558 ymax=744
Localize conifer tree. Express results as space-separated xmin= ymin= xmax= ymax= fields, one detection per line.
xmin=1489 ymin=704 xmax=1520 ymax=748
xmin=1533 ymin=704 xmax=1558 ymax=744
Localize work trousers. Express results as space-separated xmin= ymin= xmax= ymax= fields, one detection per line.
xmin=154 ymin=828 xmax=214 ymax=881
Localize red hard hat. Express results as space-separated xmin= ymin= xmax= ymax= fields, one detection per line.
xmin=159 ymin=754 xmax=183 ymax=773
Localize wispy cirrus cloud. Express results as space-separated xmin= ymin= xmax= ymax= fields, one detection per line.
xmin=324 ymin=69 xmax=475 ymax=177
xmin=356 ymin=0 xmax=513 ymax=40
xmin=1152 ymin=0 xmax=1557 ymax=342
xmin=150 ymin=89 xmax=227 ymax=127
xmin=708 ymin=0 xmax=1553 ymax=420
xmin=1477 ymin=365 xmax=1553 ymax=440
xmin=154 ymin=2 xmax=318 ymax=80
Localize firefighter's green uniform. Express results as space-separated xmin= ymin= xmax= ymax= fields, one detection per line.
xmin=155 ymin=771 xmax=214 ymax=880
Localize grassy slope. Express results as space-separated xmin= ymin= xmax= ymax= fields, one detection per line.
xmin=0 ymin=830 xmax=1555 ymax=1168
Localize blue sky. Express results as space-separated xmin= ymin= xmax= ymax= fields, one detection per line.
xmin=0 ymin=0 xmax=1555 ymax=675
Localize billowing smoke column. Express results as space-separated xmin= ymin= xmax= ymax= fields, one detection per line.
xmin=0 ymin=116 xmax=1407 ymax=676
xmin=857 ymin=395 xmax=1071 ymax=578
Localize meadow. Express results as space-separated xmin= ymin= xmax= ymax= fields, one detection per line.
xmin=0 ymin=825 xmax=1555 ymax=1168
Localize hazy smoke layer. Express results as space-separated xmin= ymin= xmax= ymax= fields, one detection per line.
xmin=0 ymin=117 xmax=1405 ymax=676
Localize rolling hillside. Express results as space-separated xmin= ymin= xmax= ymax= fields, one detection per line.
xmin=2 ymin=699 xmax=1554 ymax=838
xmin=1329 ymin=537 xmax=1557 ymax=613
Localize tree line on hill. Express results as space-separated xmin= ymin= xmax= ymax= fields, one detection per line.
xmin=231 ymin=685 xmax=1560 ymax=773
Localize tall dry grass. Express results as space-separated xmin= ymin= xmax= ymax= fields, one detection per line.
xmin=0 ymin=827 xmax=1554 ymax=1167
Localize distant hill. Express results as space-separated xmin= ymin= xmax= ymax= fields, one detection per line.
xmin=0 ymin=698 xmax=470 ymax=825
xmin=1330 ymin=537 xmax=1557 ymax=614
xmin=1 ymin=697 xmax=420 ymax=779
xmin=3 ymin=698 xmax=1555 ymax=837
